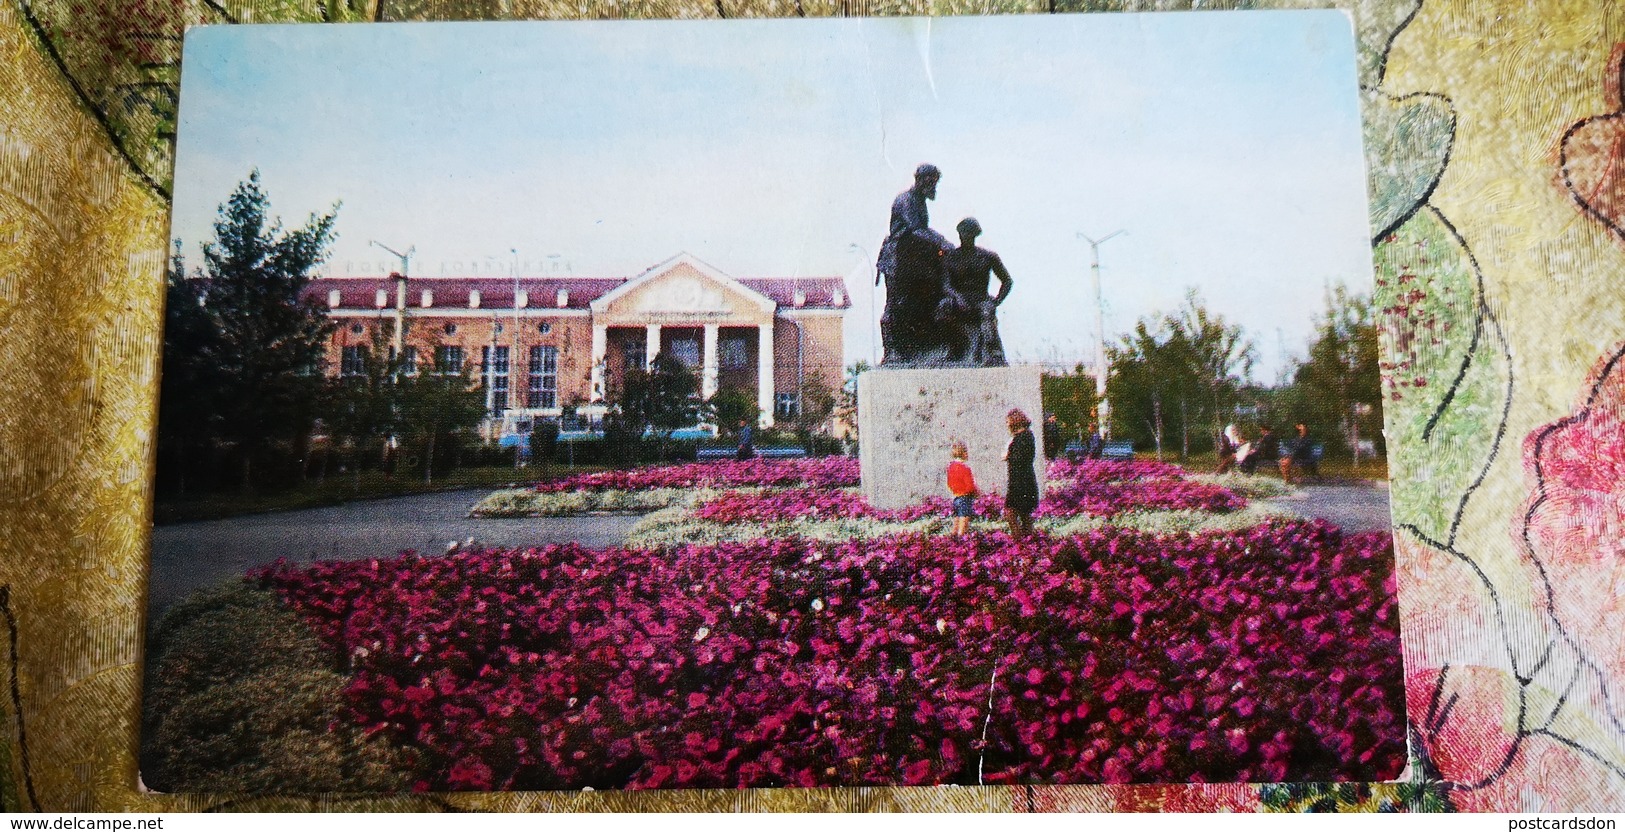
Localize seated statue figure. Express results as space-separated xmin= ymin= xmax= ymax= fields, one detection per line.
xmin=941 ymin=217 xmax=1011 ymax=367
xmin=877 ymin=164 xmax=956 ymax=366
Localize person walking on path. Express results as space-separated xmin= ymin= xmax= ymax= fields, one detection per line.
xmin=946 ymin=441 xmax=978 ymax=537
xmin=1281 ymin=422 xmax=1318 ymax=483
xmin=1003 ymin=409 xmax=1039 ymax=538
xmin=736 ymin=420 xmax=755 ymax=461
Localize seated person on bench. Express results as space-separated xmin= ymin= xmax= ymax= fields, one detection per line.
xmin=1239 ymin=425 xmax=1276 ymax=475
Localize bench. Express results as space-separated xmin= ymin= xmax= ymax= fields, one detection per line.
xmin=1278 ymin=442 xmax=1325 ymax=477
xmin=1062 ymin=440 xmax=1136 ymax=461
xmin=698 ymin=446 xmax=808 ymax=461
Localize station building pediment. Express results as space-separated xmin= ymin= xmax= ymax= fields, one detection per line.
xmin=591 ymin=254 xmax=775 ymax=325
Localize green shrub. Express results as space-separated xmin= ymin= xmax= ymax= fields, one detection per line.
xmin=529 ymin=421 xmax=559 ymax=464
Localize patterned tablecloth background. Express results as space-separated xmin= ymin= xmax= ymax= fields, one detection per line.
xmin=3 ymin=0 xmax=1625 ymax=812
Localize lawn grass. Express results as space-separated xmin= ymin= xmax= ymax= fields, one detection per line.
xmin=152 ymin=464 xmax=608 ymax=525
xmin=140 ymin=583 xmax=417 ymax=792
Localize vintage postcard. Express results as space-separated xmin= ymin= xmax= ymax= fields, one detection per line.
xmin=141 ymin=11 xmax=1400 ymax=792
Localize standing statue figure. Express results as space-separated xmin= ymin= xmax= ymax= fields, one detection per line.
xmin=942 ymin=217 xmax=1011 ymax=367
xmin=876 ymin=164 xmax=955 ymax=366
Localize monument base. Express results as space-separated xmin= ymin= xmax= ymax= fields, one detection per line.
xmin=857 ymin=365 xmax=1045 ymax=510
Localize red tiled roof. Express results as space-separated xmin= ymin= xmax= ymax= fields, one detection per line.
xmin=304 ymin=274 xmax=851 ymax=310
xmin=739 ymin=277 xmax=852 ymax=310
xmin=301 ymin=277 xmax=621 ymax=310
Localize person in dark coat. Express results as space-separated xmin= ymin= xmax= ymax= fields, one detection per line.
xmin=1240 ymin=425 xmax=1278 ymax=475
xmin=1083 ymin=422 xmax=1105 ymax=460
xmin=736 ymin=420 xmax=755 ymax=461
xmin=1281 ymin=422 xmax=1318 ymax=483
xmin=1003 ymin=408 xmax=1039 ymax=537
xmin=1041 ymin=412 xmax=1062 ymax=460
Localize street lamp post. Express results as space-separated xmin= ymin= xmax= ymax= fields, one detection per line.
xmin=1077 ymin=230 xmax=1125 ymax=441
xmin=511 ymin=248 xmax=522 ymax=470
xmin=847 ymin=243 xmax=877 ymax=365
xmin=370 ymin=240 xmax=414 ymax=359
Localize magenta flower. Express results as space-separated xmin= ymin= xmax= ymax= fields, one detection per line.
xmin=536 ymin=458 xmax=860 ymax=493
xmin=692 ymin=459 xmax=1246 ymax=524
xmin=252 ymin=518 xmax=1403 ymax=791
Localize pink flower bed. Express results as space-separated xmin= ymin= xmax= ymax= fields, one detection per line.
xmin=692 ymin=459 xmax=1245 ymax=524
xmin=694 ymin=490 xmax=1006 ymax=524
xmin=1046 ymin=458 xmax=1187 ymax=483
xmin=254 ymin=520 xmax=1404 ymax=791
xmin=1037 ymin=478 xmax=1246 ymax=517
xmin=534 ymin=457 xmax=859 ymax=493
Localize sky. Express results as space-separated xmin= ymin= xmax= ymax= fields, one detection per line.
xmin=170 ymin=11 xmax=1374 ymax=383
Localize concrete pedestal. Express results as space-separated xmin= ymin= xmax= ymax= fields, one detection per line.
xmin=857 ymin=365 xmax=1045 ymax=510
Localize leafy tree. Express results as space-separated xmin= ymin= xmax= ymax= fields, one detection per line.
xmin=395 ymin=348 xmax=487 ymax=484
xmin=708 ymin=388 xmax=759 ymax=436
xmin=617 ymin=351 xmax=702 ymax=458
xmin=789 ymin=371 xmax=838 ymax=453
xmin=528 ymin=420 xmax=560 ymax=465
xmin=1279 ymin=285 xmax=1383 ymax=456
xmin=322 ymin=322 xmax=408 ymax=484
xmin=170 ymin=171 xmax=338 ymax=491
xmin=1041 ymin=365 xmax=1099 ymax=447
xmin=1106 ymin=290 xmax=1255 ymax=460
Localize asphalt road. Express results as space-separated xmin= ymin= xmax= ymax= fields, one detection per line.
xmin=1260 ymin=481 xmax=1393 ymax=534
xmin=146 ymin=489 xmax=644 ymax=615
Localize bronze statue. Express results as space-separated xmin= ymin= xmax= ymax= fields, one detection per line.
xmin=942 ymin=217 xmax=1010 ymax=367
xmin=876 ymin=164 xmax=955 ymax=366
xmin=875 ymin=165 xmax=1011 ymax=368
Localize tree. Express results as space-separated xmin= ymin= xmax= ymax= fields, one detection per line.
xmin=708 ymin=388 xmax=759 ymax=435
xmin=156 ymin=241 xmax=215 ymax=494
xmin=1280 ymin=285 xmax=1382 ymax=456
xmin=1040 ymin=365 xmax=1099 ymax=446
xmin=837 ymin=361 xmax=869 ymax=441
xmin=395 ymin=348 xmax=487 ymax=484
xmin=175 ymin=171 xmax=339 ymax=491
xmin=617 ymin=351 xmax=703 ymax=458
xmin=1105 ymin=290 xmax=1255 ymax=460
xmin=323 ymin=321 xmax=408 ymax=485
xmin=790 ymin=371 xmax=838 ymax=453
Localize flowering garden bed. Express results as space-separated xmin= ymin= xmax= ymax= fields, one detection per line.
xmin=474 ymin=456 xmax=1276 ymax=523
xmin=253 ymin=520 xmax=1404 ymax=791
xmin=533 ymin=457 xmax=862 ymax=493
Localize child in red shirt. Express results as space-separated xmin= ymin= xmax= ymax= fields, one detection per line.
xmin=947 ymin=441 xmax=977 ymax=537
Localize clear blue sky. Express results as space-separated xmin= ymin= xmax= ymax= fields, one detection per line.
xmin=170 ymin=11 xmax=1372 ymax=382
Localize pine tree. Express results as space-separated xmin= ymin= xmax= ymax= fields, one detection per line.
xmin=156 ymin=240 xmax=215 ymax=493
xmin=190 ymin=170 xmax=338 ymax=491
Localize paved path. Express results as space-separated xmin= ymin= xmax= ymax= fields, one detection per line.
xmin=147 ymin=489 xmax=644 ymax=615
xmin=1261 ymin=481 xmax=1393 ymax=534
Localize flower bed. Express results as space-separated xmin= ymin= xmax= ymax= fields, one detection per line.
xmin=534 ymin=458 xmax=859 ymax=494
xmin=254 ymin=520 xmax=1404 ymax=791
xmin=693 ymin=489 xmax=1006 ymax=525
xmin=1045 ymin=458 xmax=1187 ymax=483
xmin=689 ymin=460 xmax=1247 ymax=526
xmin=1037 ymin=478 xmax=1245 ymax=517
